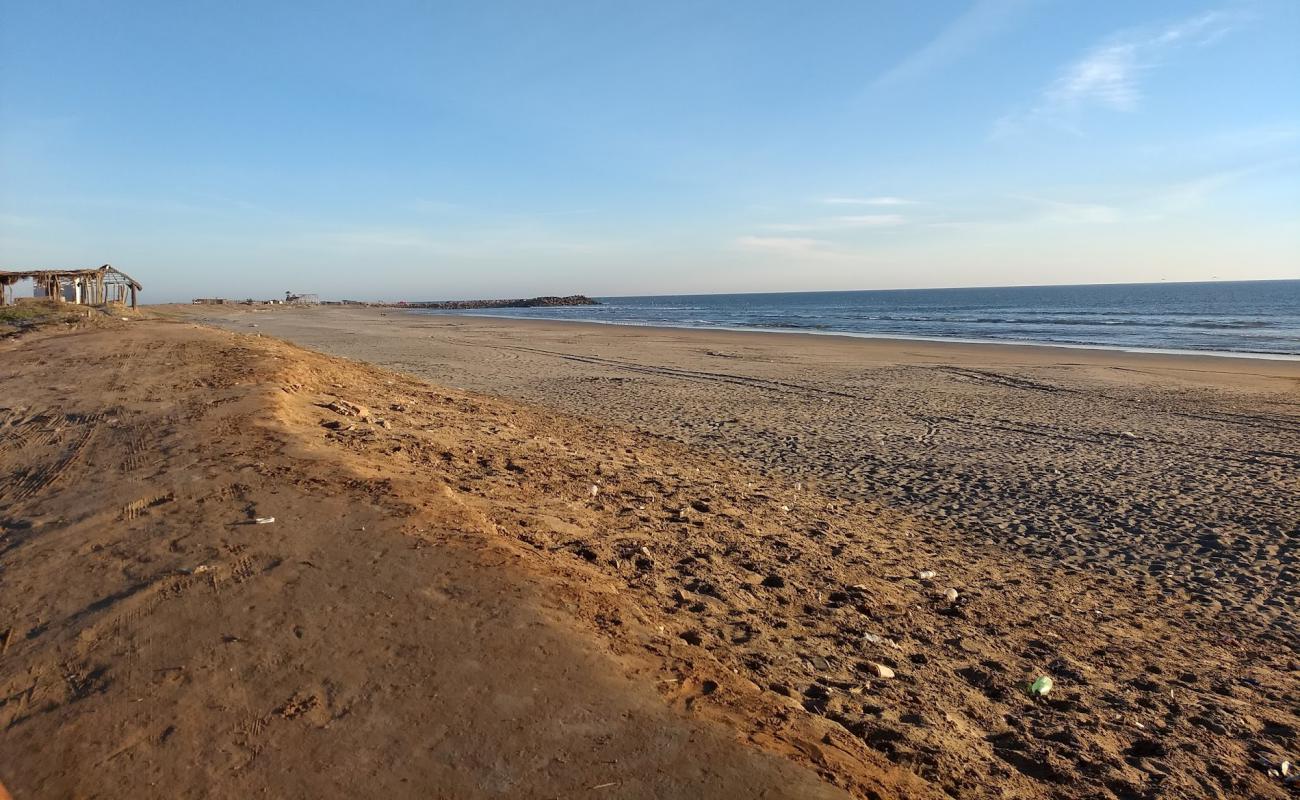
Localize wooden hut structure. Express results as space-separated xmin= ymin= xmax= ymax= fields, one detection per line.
xmin=0 ymin=265 xmax=142 ymax=309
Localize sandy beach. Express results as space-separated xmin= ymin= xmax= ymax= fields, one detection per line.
xmin=2 ymin=307 xmax=1297 ymax=798
xmin=5 ymin=0 xmax=1297 ymax=796
xmin=194 ymin=306 xmax=1300 ymax=633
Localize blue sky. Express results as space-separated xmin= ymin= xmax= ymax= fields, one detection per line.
xmin=1 ymin=0 xmax=1297 ymax=301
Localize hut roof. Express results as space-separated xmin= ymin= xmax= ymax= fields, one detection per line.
xmin=0 ymin=264 xmax=143 ymax=290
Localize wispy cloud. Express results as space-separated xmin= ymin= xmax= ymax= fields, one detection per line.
xmin=322 ymin=229 xmax=448 ymax=251
xmin=1138 ymin=122 xmax=1300 ymax=160
xmin=871 ymin=0 xmax=1034 ymax=90
xmin=736 ymin=235 xmax=824 ymax=252
xmin=1018 ymin=196 xmax=1120 ymax=224
xmin=408 ymin=198 xmax=463 ymax=214
xmin=315 ymin=226 xmax=609 ymax=256
xmin=819 ymin=196 xmax=920 ymax=206
xmin=1148 ymin=156 xmax=1299 ymax=216
xmin=833 ymin=214 xmax=908 ymax=227
xmin=734 ymin=235 xmax=860 ymax=262
xmin=929 ymin=155 xmax=1296 ymax=230
xmin=995 ymin=10 xmax=1244 ymax=137
xmin=768 ymin=213 xmax=908 ymax=232
xmin=0 ymin=213 xmax=46 ymax=228
xmin=924 ymin=196 xmax=1120 ymax=230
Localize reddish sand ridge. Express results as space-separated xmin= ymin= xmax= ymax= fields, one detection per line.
xmin=1 ymin=315 xmax=1297 ymax=798
xmin=0 ymin=319 xmax=913 ymax=798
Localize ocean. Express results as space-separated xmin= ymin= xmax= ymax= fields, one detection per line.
xmin=414 ymin=280 xmax=1300 ymax=357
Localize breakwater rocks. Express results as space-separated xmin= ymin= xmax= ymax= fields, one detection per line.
xmin=399 ymin=295 xmax=598 ymax=309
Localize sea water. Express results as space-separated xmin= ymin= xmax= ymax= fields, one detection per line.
xmin=414 ymin=280 xmax=1300 ymax=357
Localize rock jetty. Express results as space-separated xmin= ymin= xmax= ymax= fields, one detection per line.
xmin=398 ymin=295 xmax=597 ymax=309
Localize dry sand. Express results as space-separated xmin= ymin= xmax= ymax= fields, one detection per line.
xmin=195 ymin=307 xmax=1300 ymax=633
xmin=2 ymin=307 xmax=1298 ymax=798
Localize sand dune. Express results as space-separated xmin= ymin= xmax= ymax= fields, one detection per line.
xmin=2 ymin=312 xmax=1297 ymax=798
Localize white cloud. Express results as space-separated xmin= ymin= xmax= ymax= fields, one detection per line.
xmin=768 ymin=214 xmax=908 ymax=232
xmin=995 ymin=10 xmax=1243 ymax=137
xmin=408 ymin=198 xmax=463 ymax=214
xmin=0 ymin=213 xmax=46 ymax=228
xmin=735 ymin=235 xmax=825 ymax=252
xmin=1022 ymin=197 xmax=1120 ymax=224
xmin=733 ymin=235 xmax=857 ymax=262
xmin=928 ymin=156 xmax=1295 ymax=230
xmin=1045 ymin=41 xmax=1142 ymax=112
xmin=925 ymin=196 xmax=1120 ymax=230
xmin=819 ymin=196 xmax=920 ymax=206
xmin=1138 ymin=122 xmax=1300 ymax=159
xmin=871 ymin=0 xmax=1034 ymax=89
xmin=322 ymin=229 xmax=447 ymax=250
xmin=1148 ymin=156 xmax=1298 ymax=216
xmin=314 ymin=226 xmax=609 ymax=257
xmin=831 ymin=214 xmax=908 ymax=227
